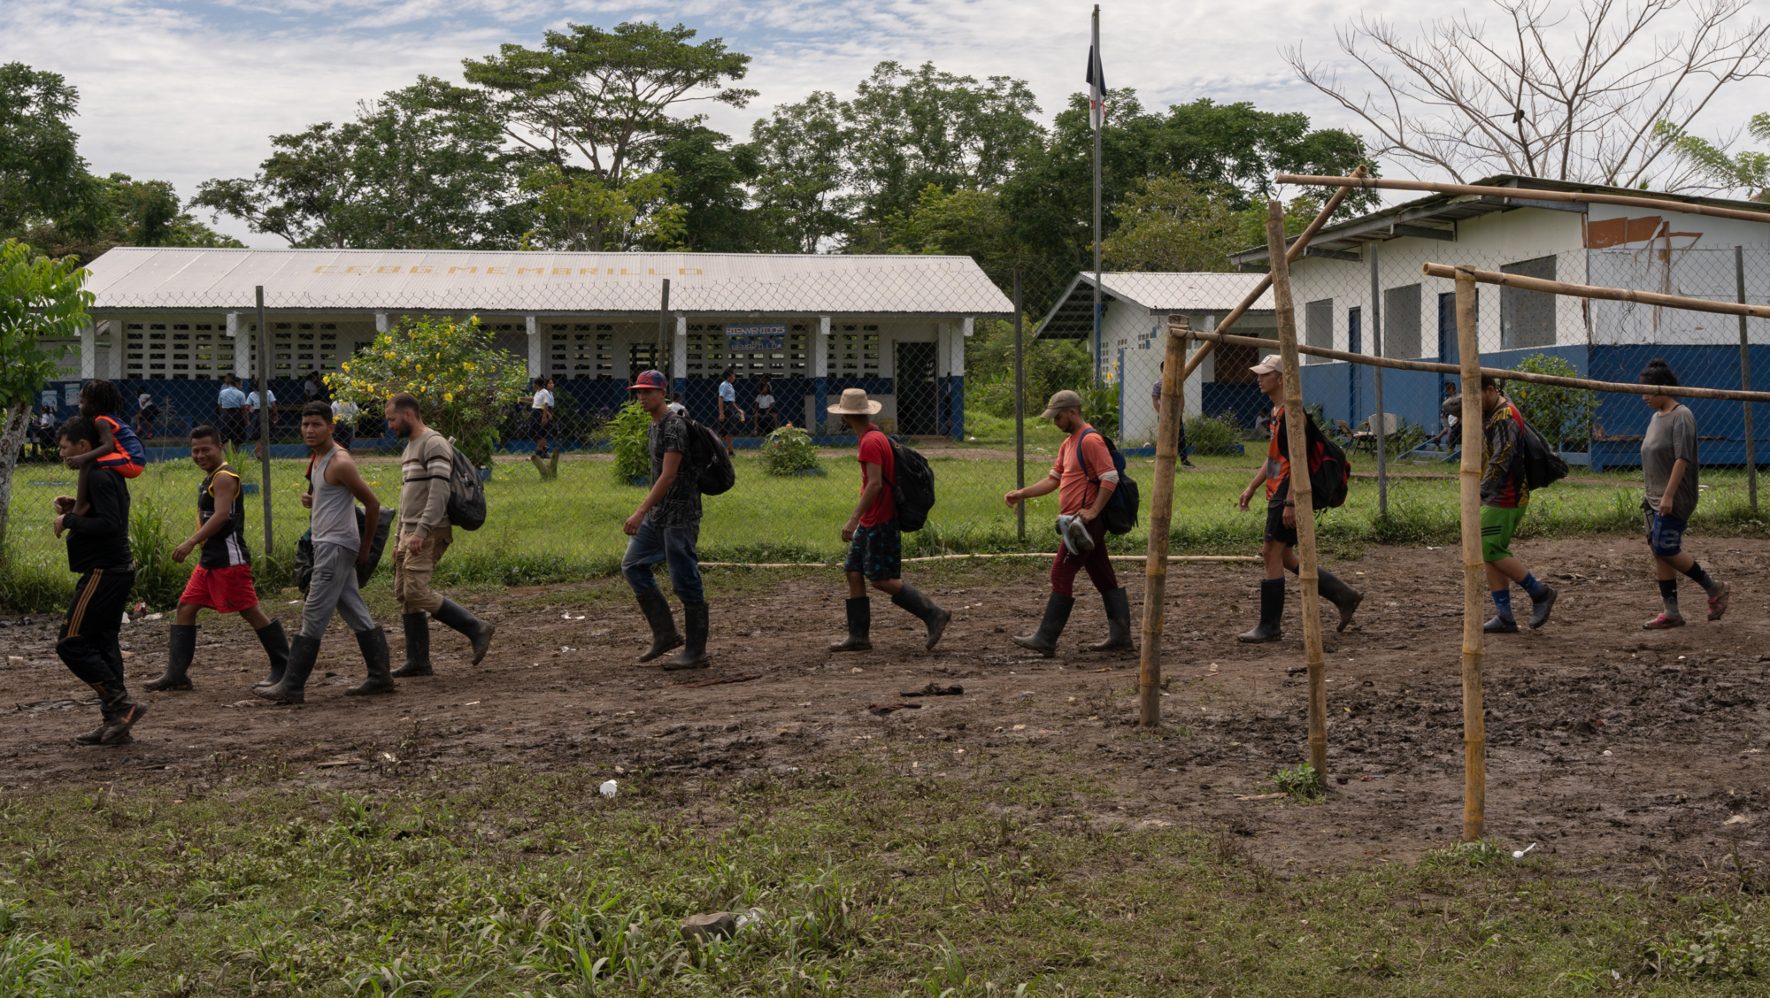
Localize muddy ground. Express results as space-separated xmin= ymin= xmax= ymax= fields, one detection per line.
xmin=3 ymin=536 xmax=1766 ymax=879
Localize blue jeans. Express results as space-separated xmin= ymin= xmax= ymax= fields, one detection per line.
xmin=622 ymin=517 xmax=704 ymax=604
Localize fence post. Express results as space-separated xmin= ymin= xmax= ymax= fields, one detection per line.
xmin=1140 ymin=315 xmax=1186 ymax=728
xmin=1013 ymin=268 xmax=1026 ymax=543
xmin=1368 ymin=242 xmax=1388 ymax=517
xmin=658 ymin=278 xmax=671 ymax=378
xmin=1454 ymin=267 xmax=1486 ymax=843
xmin=254 ymin=285 xmax=273 ymax=557
xmin=1737 ymin=246 xmax=1758 ymax=511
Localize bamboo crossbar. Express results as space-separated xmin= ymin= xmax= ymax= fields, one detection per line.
xmin=1275 ymin=174 xmax=1770 ymax=226
xmin=1178 ymin=327 xmax=1770 ymax=405
xmin=1422 ymin=262 xmax=1770 ymax=321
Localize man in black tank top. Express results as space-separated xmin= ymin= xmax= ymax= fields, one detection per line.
xmin=143 ymin=425 xmax=290 ymax=692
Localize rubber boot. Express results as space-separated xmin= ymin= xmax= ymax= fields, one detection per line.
xmin=891 ymin=584 xmax=951 ymax=651
xmin=434 ymin=599 xmax=495 ymax=665
xmin=636 ymin=589 xmax=684 ymax=662
xmin=346 ymin=627 xmax=395 ymax=696
xmin=253 ymin=620 xmax=289 ymax=689
xmin=392 ymin=612 xmax=432 ymax=678
xmin=1529 ymin=585 xmax=1558 ymax=629
xmin=1087 ymin=587 xmax=1134 ymax=652
xmin=1013 ymin=593 xmax=1075 ymax=658
xmin=1237 ymin=580 xmax=1285 ymax=643
xmin=255 ymin=634 xmax=319 ymax=705
xmin=664 ymin=602 xmax=710 ymax=671
xmin=145 ymin=624 xmax=197 ymax=691
xmin=75 ymin=681 xmax=130 ymax=744
xmin=95 ymin=688 xmax=147 ymax=745
xmin=1317 ymin=570 xmax=1364 ymax=633
xmin=830 ymin=597 xmax=872 ymax=652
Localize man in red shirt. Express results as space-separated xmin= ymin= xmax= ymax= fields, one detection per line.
xmin=1235 ymin=355 xmax=1363 ymax=642
xmin=827 ymin=388 xmax=951 ymax=652
xmin=1003 ymin=389 xmax=1133 ymax=656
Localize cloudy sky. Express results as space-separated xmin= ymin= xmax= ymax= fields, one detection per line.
xmin=6 ymin=0 xmax=1768 ymax=247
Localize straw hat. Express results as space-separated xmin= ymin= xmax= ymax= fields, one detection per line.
xmin=826 ymin=387 xmax=882 ymax=415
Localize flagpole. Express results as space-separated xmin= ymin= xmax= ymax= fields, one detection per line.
xmin=1090 ymin=3 xmax=1104 ymax=388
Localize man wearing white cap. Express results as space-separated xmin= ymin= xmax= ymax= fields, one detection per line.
xmin=826 ymin=388 xmax=952 ymax=653
xmin=1235 ymin=355 xmax=1363 ymax=642
xmin=1002 ymin=389 xmax=1134 ymax=657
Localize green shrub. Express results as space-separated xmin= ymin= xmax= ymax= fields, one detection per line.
xmin=1080 ymin=384 xmax=1119 ymax=438
xmin=1184 ymin=414 xmax=1241 ymax=454
xmin=609 ymin=401 xmax=652 ymax=485
xmin=759 ymin=425 xmax=818 ymax=476
xmin=1509 ymin=354 xmax=1598 ymax=449
xmin=1270 ymin=762 xmax=1325 ymax=801
xmin=129 ymin=504 xmax=183 ymax=611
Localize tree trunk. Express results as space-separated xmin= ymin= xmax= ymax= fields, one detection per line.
xmin=0 ymin=401 xmax=37 ymax=565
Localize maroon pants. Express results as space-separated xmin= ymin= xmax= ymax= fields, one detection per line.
xmin=1050 ymin=516 xmax=1117 ymax=597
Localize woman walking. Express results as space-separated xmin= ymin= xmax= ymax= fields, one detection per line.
xmin=1638 ymin=359 xmax=1729 ymax=629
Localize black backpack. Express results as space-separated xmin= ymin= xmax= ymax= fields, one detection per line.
xmin=1077 ymin=429 xmax=1140 ymax=535
xmin=294 ymin=507 xmax=393 ymax=592
xmin=1275 ymin=411 xmax=1351 ymax=510
xmin=444 ymin=441 xmax=486 ymax=530
xmin=679 ymin=415 xmax=735 ymax=496
xmin=1515 ymin=423 xmax=1569 ymax=490
xmin=886 ymin=433 xmax=936 ymax=532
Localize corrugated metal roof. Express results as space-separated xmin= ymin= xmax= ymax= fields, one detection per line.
xmin=82 ymin=247 xmax=1014 ymax=316
xmin=1036 ymin=271 xmax=1273 ymax=339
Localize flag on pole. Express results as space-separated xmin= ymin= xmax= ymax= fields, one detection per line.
xmin=1085 ymin=42 xmax=1106 ymax=132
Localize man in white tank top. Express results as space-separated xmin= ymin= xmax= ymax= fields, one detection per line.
xmin=256 ymin=402 xmax=391 ymax=704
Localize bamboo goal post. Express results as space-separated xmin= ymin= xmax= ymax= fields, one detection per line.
xmin=1265 ymin=201 xmax=1331 ymax=786
xmin=1139 ymin=317 xmax=1189 ymax=728
xmin=1455 ymin=267 xmax=1487 ymax=843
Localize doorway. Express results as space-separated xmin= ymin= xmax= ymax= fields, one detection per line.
xmin=895 ymin=341 xmax=937 ymax=435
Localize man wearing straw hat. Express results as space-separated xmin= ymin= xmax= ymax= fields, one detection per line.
xmin=1235 ymin=355 xmax=1363 ymax=643
xmin=1002 ymin=389 xmax=1134 ymax=657
xmin=826 ymin=388 xmax=952 ymax=653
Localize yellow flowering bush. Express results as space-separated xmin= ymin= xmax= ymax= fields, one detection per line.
xmin=326 ymin=314 xmax=528 ymax=465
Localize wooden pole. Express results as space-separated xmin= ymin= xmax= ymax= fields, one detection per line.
xmin=1275 ymin=173 xmax=1770 ymax=227
xmin=1265 ymin=201 xmax=1329 ymax=786
xmin=1737 ymin=246 xmax=1759 ymax=511
xmin=1454 ymin=267 xmax=1486 ymax=843
xmin=1178 ymin=165 xmax=1368 ymax=383
xmin=1422 ymin=262 xmax=1770 ymax=322
xmin=1139 ymin=317 xmax=1188 ymax=727
xmin=1182 ymin=327 xmax=1770 ymax=405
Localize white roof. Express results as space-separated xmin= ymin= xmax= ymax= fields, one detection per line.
xmin=1037 ymin=271 xmax=1273 ymax=339
xmin=83 ymin=248 xmax=1013 ymax=316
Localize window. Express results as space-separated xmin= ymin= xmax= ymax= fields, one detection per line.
xmin=1502 ymin=255 xmax=1557 ymax=349
xmin=686 ymin=322 xmax=810 ymax=378
xmin=1381 ymin=284 xmax=1422 ymax=359
xmin=124 ymin=320 xmax=231 ymax=379
xmin=830 ymin=324 xmax=880 ymax=378
xmin=1304 ymin=298 xmax=1333 ymax=364
xmin=546 ymin=323 xmax=616 ymax=379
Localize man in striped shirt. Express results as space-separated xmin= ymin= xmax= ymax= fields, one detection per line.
xmin=385 ymin=393 xmax=494 ymax=676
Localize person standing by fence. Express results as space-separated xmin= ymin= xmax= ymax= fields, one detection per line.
xmin=827 ymin=388 xmax=950 ymax=653
xmin=529 ymin=376 xmax=555 ymax=458
xmin=623 ymin=370 xmax=710 ymax=670
xmin=245 ymin=381 xmax=276 ymax=462
xmin=716 ymin=366 xmax=743 ymax=456
xmin=1478 ymin=376 xmax=1557 ymax=634
xmin=1637 ymin=360 xmax=1729 ymax=629
xmin=386 ymin=393 xmax=496 ymax=677
xmin=1234 ymin=356 xmax=1363 ymax=643
xmin=1151 ymin=362 xmax=1194 ymax=468
xmin=217 ymin=375 xmax=247 ymax=447
xmin=1003 ymin=389 xmax=1132 ymax=656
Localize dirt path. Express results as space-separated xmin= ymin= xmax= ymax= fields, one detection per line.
xmin=3 ymin=536 xmax=1766 ymax=877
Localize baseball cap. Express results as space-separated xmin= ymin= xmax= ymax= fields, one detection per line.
xmin=1249 ymin=355 xmax=1283 ymax=376
xmin=627 ymin=370 xmax=667 ymax=391
xmin=1040 ymin=389 xmax=1086 ymax=419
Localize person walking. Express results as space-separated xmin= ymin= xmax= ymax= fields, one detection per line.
xmin=144 ymin=424 xmax=290 ymax=692
xmin=1477 ymin=375 xmax=1557 ymax=633
xmin=245 ymin=381 xmax=277 ymax=462
xmin=1234 ymin=355 xmax=1363 ymax=643
xmin=623 ymin=370 xmax=710 ymax=670
xmin=51 ymin=417 xmax=145 ymax=745
xmin=827 ymin=388 xmax=950 ymax=653
xmin=217 ymin=374 xmax=248 ymax=447
xmin=256 ymin=404 xmax=391 ymax=704
xmin=1151 ymin=363 xmax=1194 ymax=467
xmin=1002 ymin=390 xmax=1133 ymax=656
xmin=1637 ymin=359 xmax=1729 ymax=629
xmin=529 ymin=376 xmax=555 ymax=458
xmin=385 ymin=392 xmax=495 ymax=677
xmin=716 ymin=366 xmax=743 ymax=456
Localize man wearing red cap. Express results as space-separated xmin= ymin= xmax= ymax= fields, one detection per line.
xmin=622 ymin=370 xmax=709 ymax=670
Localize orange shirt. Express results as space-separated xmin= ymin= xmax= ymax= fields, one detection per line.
xmin=1051 ymin=425 xmax=1115 ymax=516
xmin=1264 ymin=406 xmax=1291 ymax=501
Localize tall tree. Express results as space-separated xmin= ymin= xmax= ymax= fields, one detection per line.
xmin=1100 ymin=176 xmax=1246 ymax=273
xmin=1286 ymin=0 xmax=1770 ymax=189
xmin=657 ymin=125 xmax=763 ymax=251
xmin=1660 ymin=112 xmax=1770 ymax=201
xmin=27 ymin=173 xmax=242 ymax=264
xmin=0 ymin=240 xmax=89 ymax=554
xmin=516 ymin=165 xmax=686 ymax=251
xmin=0 ymin=63 xmax=95 ymax=239
xmin=748 ymin=91 xmax=852 ymax=252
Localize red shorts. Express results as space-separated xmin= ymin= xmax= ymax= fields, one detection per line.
xmin=95 ymin=454 xmax=144 ymax=479
xmin=180 ymin=564 xmax=259 ymax=614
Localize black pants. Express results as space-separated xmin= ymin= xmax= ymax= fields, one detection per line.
xmin=58 ymin=567 xmax=135 ymax=717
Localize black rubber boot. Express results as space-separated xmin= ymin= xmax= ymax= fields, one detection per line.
xmin=1013 ymin=593 xmax=1075 ymax=658
xmin=1529 ymin=585 xmax=1558 ymax=629
xmin=96 ymin=698 xmax=146 ymax=745
xmin=433 ymin=599 xmax=495 ymax=665
xmin=664 ymin=602 xmax=710 ymax=671
xmin=1317 ymin=569 xmax=1364 ymax=633
xmin=346 ymin=627 xmax=395 ymax=696
xmin=830 ymin=597 xmax=872 ymax=652
xmin=75 ymin=681 xmax=130 ymax=744
xmin=1087 ymin=587 xmax=1134 ymax=652
xmin=636 ymin=589 xmax=684 ymax=662
xmin=1237 ymin=580 xmax=1285 ymax=643
xmin=254 ymin=620 xmax=289 ymax=689
xmin=145 ymin=624 xmax=197 ymax=691
xmin=392 ymin=612 xmax=432 ymax=678
xmin=891 ymin=584 xmax=951 ymax=651
xmin=255 ymin=634 xmax=319 ymax=705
